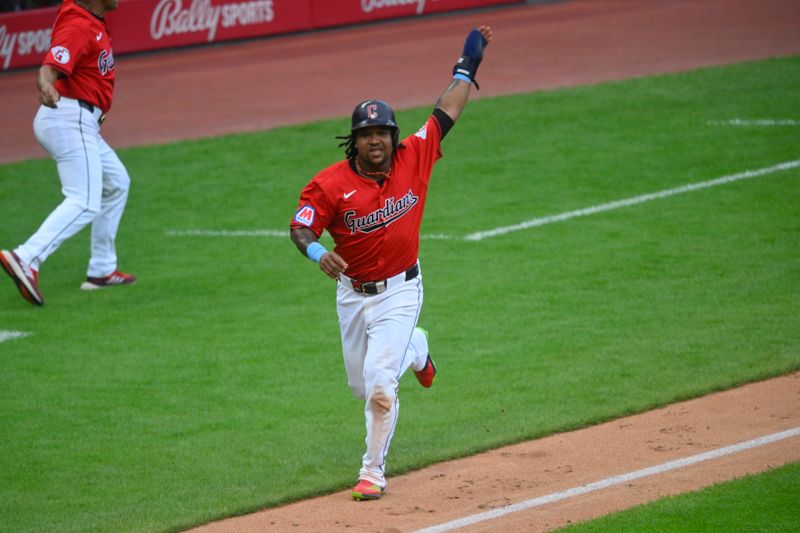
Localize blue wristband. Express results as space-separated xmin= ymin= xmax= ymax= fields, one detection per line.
xmin=453 ymin=73 xmax=472 ymax=83
xmin=306 ymin=242 xmax=328 ymax=263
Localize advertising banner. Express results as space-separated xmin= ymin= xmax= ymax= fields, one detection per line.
xmin=0 ymin=8 xmax=56 ymax=71
xmin=310 ymin=0 xmax=520 ymax=27
xmin=0 ymin=0 xmax=520 ymax=71
xmin=107 ymin=0 xmax=311 ymax=54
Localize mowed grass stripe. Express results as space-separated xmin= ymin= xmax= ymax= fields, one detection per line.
xmin=465 ymin=159 xmax=800 ymax=240
xmin=165 ymin=159 xmax=800 ymax=241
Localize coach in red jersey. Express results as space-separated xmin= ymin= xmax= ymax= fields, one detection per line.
xmin=1 ymin=0 xmax=136 ymax=306
xmin=290 ymin=26 xmax=492 ymax=501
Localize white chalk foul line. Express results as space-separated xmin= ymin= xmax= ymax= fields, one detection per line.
xmin=166 ymin=159 xmax=800 ymax=242
xmin=0 ymin=330 xmax=31 ymax=343
xmin=413 ymin=426 xmax=800 ymax=533
xmin=708 ymin=119 xmax=800 ymax=126
xmin=464 ymin=159 xmax=800 ymax=241
xmin=165 ymin=229 xmax=458 ymax=240
xmin=165 ymin=229 xmax=288 ymax=238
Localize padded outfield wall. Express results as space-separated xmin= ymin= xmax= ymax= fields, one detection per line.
xmin=0 ymin=0 xmax=526 ymax=71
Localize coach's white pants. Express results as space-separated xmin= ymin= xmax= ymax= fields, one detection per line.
xmin=337 ymin=265 xmax=429 ymax=488
xmin=15 ymin=98 xmax=130 ymax=277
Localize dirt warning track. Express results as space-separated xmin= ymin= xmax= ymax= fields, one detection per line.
xmin=1 ymin=0 xmax=799 ymax=163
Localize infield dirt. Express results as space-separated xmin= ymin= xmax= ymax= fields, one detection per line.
xmin=188 ymin=372 xmax=800 ymax=532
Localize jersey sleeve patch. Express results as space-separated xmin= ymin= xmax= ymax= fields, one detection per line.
xmin=414 ymin=124 xmax=428 ymax=140
xmin=294 ymin=204 xmax=316 ymax=226
xmin=50 ymin=46 xmax=71 ymax=65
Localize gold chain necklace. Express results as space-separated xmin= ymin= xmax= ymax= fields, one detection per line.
xmin=355 ymin=158 xmax=391 ymax=181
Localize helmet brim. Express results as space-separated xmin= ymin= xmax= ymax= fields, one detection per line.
xmin=351 ymin=119 xmax=398 ymax=131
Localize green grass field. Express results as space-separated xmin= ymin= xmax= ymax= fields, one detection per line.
xmin=1 ymin=56 xmax=798 ymax=532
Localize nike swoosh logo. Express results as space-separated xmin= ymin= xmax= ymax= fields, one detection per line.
xmin=96 ymin=33 xmax=103 ymax=41
xmin=344 ymin=190 xmax=357 ymax=199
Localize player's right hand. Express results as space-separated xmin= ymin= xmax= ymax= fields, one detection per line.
xmin=37 ymin=65 xmax=62 ymax=108
xmin=38 ymin=85 xmax=61 ymax=108
xmin=319 ymin=251 xmax=348 ymax=280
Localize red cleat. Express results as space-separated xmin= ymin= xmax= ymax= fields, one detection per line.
xmin=413 ymin=328 xmax=436 ymax=388
xmin=81 ymin=270 xmax=137 ymax=290
xmin=0 ymin=249 xmax=44 ymax=306
xmin=352 ymin=479 xmax=385 ymax=501
xmin=414 ymin=354 xmax=437 ymax=388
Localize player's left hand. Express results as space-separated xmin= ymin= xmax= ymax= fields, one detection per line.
xmin=453 ymin=25 xmax=493 ymax=89
xmin=476 ymin=25 xmax=493 ymax=48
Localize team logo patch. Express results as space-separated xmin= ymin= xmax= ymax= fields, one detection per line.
xmin=367 ymin=104 xmax=378 ymax=119
xmin=51 ymin=46 xmax=70 ymax=65
xmin=415 ymin=124 xmax=428 ymax=140
xmin=294 ymin=205 xmax=316 ymax=226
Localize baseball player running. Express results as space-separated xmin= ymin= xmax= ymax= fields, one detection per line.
xmin=1 ymin=0 xmax=135 ymax=306
xmin=290 ymin=25 xmax=492 ymax=500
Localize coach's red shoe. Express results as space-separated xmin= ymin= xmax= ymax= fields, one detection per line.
xmin=352 ymin=479 xmax=384 ymax=501
xmin=413 ymin=327 xmax=437 ymax=388
xmin=0 ymin=249 xmax=44 ymax=306
xmin=81 ymin=270 xmax=137 ymax=291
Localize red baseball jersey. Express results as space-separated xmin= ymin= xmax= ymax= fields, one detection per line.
xmin=292 ymin=114 xmax=444 ymax=281
xmin=43 ymin=0 xmax=115 ymax=113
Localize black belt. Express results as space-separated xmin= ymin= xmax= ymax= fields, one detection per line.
xmin=349 ymin=263 xmax=419 ymax=296
xmin=78 ymin=100 xmax=106 ymax=125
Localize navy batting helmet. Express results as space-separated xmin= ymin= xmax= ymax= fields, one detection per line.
xmin=337 ymin=99 xmax=401 ymax=160
xmin=351 ymin=99 xmax=398 ymax=131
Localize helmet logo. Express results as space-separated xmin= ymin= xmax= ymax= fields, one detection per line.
xmin=367 ymin=104 xmax=378 ymax=119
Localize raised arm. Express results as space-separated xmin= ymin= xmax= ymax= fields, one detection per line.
xmin=436 ymin=25 xmax=492 ymax=123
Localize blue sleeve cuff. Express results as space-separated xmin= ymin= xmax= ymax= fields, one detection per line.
xmin=453 ymin=73 xmax=473 ymax=83
xmin=306 ymin=241 xmax=328 ymax=263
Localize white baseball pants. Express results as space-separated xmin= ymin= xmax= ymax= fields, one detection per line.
xmin=337 ymin=264 xmax=430 ymax=488
xmin=15 ymin=98 xmax=130 ymax=277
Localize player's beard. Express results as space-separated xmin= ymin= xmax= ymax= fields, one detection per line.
xmin=356 ymin=149 xmax=393 ymax=180
xmin=361 ymin=145 xmax=392 ymax=173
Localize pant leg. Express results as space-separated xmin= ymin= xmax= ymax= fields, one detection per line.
xmin=337 ymin=281 xmax=369 ymax=400
xmin=16 ymin=102 xmax=102 ymax=270
xmin=356 ymin=276 xmax=424 ymax=487
xmin=87 ymin=136 xmax=131 ymax=277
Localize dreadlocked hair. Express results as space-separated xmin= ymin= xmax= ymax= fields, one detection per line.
xmin=336 ymin=134 xmax=357 ymax=160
